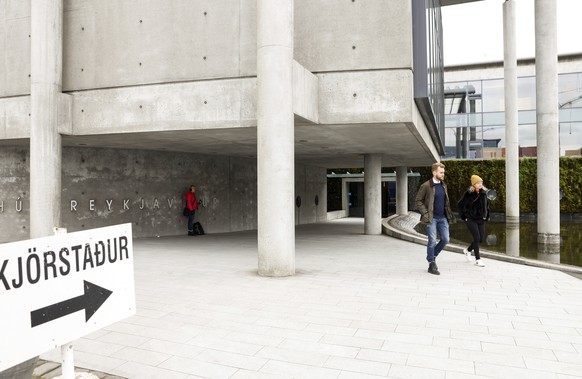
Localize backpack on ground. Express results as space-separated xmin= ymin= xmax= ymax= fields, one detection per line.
xmin=193 ymin=222 xmax=205 ymax=235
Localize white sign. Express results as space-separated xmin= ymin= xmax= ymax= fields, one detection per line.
xmin=0 ymin=223 xmax=136 ymax=371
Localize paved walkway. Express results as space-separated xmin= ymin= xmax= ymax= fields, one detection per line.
xmin=40 ymin=218 xmax=582 ymax=378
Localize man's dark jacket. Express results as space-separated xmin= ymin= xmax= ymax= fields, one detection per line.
xmin=415 ymin=179 xmax=455 ymax=224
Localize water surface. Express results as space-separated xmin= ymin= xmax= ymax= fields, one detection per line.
xmin=448 ymin=221 xmax=582 ymax=268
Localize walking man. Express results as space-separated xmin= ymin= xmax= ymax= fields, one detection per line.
xmin=415 ymin=162 xmax=454 ymax=275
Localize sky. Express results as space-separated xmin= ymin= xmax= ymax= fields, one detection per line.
xmin=442 ymin=0 xmax=582 ymax=66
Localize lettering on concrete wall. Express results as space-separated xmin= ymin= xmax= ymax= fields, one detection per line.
xmin=0 ymin=199 xmax=25 ymax=213
xmin=1 ymin=196 xmax=204 ymax=215
xmin=0 ymin=236 xmax=129 ymax=292
xmin=68 ymin=197 xmax=180 ymax=212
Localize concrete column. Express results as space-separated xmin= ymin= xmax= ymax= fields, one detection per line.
xmin=342 ymin=179 xmax=348 ymax=215
xmin=504 ymin=0 xmax=519 ymax=223
xmin=364 ymin=154 xmax=382 ymax=235
xmin=396 ymin=166 xmax=408 ymax=215
xmin=257 ymin=0 xmax=295 ymax=276
xmin=505 ymin=222 xmax=520 ymax=257
xmin=535 ymin=0 xmax=560 ymax=244
xmin=30 ymin=0 xmax=63 ymax=238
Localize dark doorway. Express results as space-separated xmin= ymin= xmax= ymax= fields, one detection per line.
xmin=348 ymin=182 xmax=364 ymax=217
xmin=348 ymin=181 xmax=396 ymax=218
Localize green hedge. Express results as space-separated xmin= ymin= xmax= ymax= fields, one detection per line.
xmin=327 ymin=157 xmax=582 ymax=214
xmin=416 ymin=157 xmax=582 ymax=214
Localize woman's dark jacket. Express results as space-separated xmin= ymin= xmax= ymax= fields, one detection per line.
xmin=457 ymin=187 xmax=490 ymax=221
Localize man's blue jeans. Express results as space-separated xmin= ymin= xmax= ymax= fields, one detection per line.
xmin=426 ymin=217 xmax=449 ymax=263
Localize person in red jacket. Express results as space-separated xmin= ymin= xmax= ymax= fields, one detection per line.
xmin=186 ymin=185 xmax=199 ymax=236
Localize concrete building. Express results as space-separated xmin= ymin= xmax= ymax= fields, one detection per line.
xmin=444 ymin=53 xmax=582 ymax=159
xmin=1 ymin=0 xmax=454 ymax=259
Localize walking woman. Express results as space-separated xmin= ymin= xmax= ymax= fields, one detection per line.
xmin=457 ymin=175 xmax=490 ymax=267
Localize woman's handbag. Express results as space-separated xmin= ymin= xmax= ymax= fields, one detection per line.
xmin=183 ymin=207 xmax=190 ymax=217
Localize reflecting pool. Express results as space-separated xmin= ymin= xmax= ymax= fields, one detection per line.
xmin=448 ymin=221 xmax=582 ymax=268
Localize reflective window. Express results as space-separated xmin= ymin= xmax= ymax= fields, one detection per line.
xmin=444 ymin=70 xmax=582 ymax=159
xmin=444 ymin=81 xmax=467 ymax=92
xmin=559 ymin=73 xmax=582 ymax=109
xmin=412 ymin=0 xmax=444 ymax=147
xmin=482 ymin=79 xmax=504 ymax=112
xmin=560 ymin=122 xmax=582 ymax=155
xmin=444 ymin=127 xmax=457 ymax=149
xmin=518 ymin=110 xmax=536 ymax=125
xmin=519 ymin=124 xmax=537 ymax=149
xmin=480 ymin=125 xmax=505 ymax=146
xmin=427 ymin=1 xmax=444 ymax=137
xmin=467 ymin=81 xmax=483 ymax=113
xmin=482 ymin=112 xmax=504 ymax=127
xmin=517 ymin=76 xmax=536 ymax=110
xmin=444 ymin=81 xmax=468 ymax=114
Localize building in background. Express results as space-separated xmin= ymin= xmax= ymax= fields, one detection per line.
xmin=444 ymin=53 xmax=582 ymax=159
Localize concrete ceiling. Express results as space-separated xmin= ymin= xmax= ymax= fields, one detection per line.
xmin=0 ymin=118 xmax=437 ymax=169
xmin=44 ymin=120 xmax=435 ymax=169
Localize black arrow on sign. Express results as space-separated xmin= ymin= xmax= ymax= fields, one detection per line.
xmin=30 ymin=280 xmax=113 ymax=328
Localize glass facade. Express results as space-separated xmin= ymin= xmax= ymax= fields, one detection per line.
xmin=444 ymin=71 xmax=582 ymax=159
xmin=412 ymin=0 xmax=445 ymax=153
xmin=426 ymin=0 xmax=445 ymax=135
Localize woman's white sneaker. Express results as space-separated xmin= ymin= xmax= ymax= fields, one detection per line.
xmin=475 ymin=259 xmax=486 ymax=267
xmin=463 ymin=248 xmax=475 ymax=262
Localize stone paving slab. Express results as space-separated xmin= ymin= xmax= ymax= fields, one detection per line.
xmin=33 ymin=359 xmax=126 ymax=379
xmin=38 ymin=218 xmax=582 ymax=378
